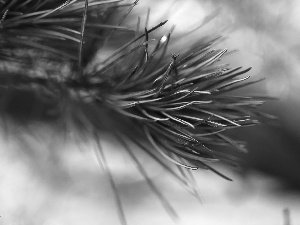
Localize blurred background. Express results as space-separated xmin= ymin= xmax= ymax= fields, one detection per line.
xmin=1 ymin=0 xmax=300 ymax=224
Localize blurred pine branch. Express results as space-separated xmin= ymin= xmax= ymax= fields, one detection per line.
xmin=0 ymin=0 xmax=275 ymax=224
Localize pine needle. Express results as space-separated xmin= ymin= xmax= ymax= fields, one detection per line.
xmin=115 ymin=132 xmax=179 ymax=221
xmin=78 ymin=0 xmax=88 ymax=77
xmin=93 ymin=132 xmax=127 ymax=225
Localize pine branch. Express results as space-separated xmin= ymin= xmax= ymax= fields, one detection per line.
xmin=0 ymin=1 xmax=276 ymax=223
xmin=0 ymin=0 xmax=131 ymax=67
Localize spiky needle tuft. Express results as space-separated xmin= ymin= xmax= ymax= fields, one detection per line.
xmin=92 ymin=30 xmax=274 ymax=178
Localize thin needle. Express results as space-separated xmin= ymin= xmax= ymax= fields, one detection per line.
xmin=93 ymin=132 xmax=127 ymax=225
xmin=78 ymin=0 xmax=88 ymax=77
